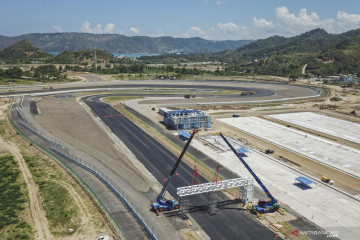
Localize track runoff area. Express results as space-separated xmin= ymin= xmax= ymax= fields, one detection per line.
xmin=9 ymin=81 xmax=326 ymax=239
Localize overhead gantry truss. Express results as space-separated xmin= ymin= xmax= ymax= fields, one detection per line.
xmin=177 ymin=177 xmax=253 ymax=199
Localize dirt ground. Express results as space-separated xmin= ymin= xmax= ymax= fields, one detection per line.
xmin=34 ymin=95 xmax=150 ymax=193
xmin=1 ymin=100 xmax=116 ymax=240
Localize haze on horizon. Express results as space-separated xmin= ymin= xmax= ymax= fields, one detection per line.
xmin=1 ymin=0 xmax=360 ymax=40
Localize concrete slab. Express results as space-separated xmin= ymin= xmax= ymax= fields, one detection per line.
xmin=218 ymin=117 xmax=360 ymax=178
xmin=192 ymin=135 xmax=360 ymax=239
xmin=268 ymin=112 xmax=360 ymax=144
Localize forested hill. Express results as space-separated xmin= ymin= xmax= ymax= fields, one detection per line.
xmin=218 ymin=28 xmax=360 ymax=62
xmin=0 ymin=39 xmax=52 ymax=63
xmin=0 ymin=33 xmax=252 ymax=54
xmin=213 ymin=28 xmax=360 ymax=77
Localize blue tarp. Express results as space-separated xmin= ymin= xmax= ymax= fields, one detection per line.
xmin=296 ymin=176 xmax=316 ymax=186
xmin=237 ymin=148 xmax=250 ymax=153
xmin=178 ymin=131 xmax=191 ymax=140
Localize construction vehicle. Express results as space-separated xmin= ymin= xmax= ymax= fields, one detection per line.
xmin=321 ymin=176 xmax=334 ymax=185
xmin=152 ymin=130 xmax=199 ymax=213
xmin=265 ymin=149 xmax=274 ymax=154
xmin=42 ymin=86 xmax=53 ymax=90
xmin=217 ymin=133 xmax=280 ymax=214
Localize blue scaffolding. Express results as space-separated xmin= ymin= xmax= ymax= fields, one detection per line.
xmin=164 ymin=109 xmax=211 ymax=130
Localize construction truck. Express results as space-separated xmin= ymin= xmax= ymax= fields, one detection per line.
xmin=218 ymin=133 xmax=280 ymax=214
xmin=184 ymin=94 xmax=196 ymax=98
xmin=321 ymin=176 xmax=334 ymax=185
xmin=151 ymin=130 xmax=199 ymax=213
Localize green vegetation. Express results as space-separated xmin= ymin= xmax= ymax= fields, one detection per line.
xmin=95 ymin=63 xmax=207 ymax=79
xmin=330 ymin=96 xmax=342 ymax=101
xmin=50 ymin=49 xmax=115 ymax=64
xmin=0 ymin=33 xmax=251 ymax=54
xmin=2 ymin=29 xmax=360 ymax=79
xmin=23 ymin=155 xmax=80 ymax=236
xmin=0 ymin=65 xmax=67 ymax=83
xmin=0 ymin=66 xmax=23 ymax=78
xmin=103 ymin=96 xmax=144 ymax=101
xmin=0 ymin=39 xmax=52 ymax=64
xmin=0 ymin=155 xmax=32 ymax=240
xmin=142 ymin=28 xmax=360 ymax=78
xmin=0 ymin=120 xmax=6 ymax=136
xmin=33 ymin=65 xmax=60 ymax=80
xmin=219 ymin=29 xmax=360 ymax=77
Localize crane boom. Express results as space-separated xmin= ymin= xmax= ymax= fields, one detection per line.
xmin=218 ymin=133 xmax=276 ymax=203
xmin=152 ymin=130 xmax=198 ymax=213
xmin=157 ymin=130 xmax=198 ymax=200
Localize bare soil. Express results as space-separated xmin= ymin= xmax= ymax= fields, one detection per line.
xmin=1 ymin=101 xmax=115 ymax=240
xmin=34 ymin=95 xmax=150 ymax=192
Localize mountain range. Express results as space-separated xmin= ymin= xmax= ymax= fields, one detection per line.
xmin=0 ymin=33 xmax=252 ymax=54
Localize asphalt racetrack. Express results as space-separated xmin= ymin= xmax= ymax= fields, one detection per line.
xmin=84 ymin=95 xmax=276 ymax=240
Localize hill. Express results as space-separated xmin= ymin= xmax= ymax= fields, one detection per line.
xmin=217 ymin=28 xmax=360 ymax=77
xmin=0 ymin=39 xmax=52 ymax=63
xmin=0 ymin=33 xmax=252 ymax=54
xmin=306 ymin=36 xmax=360 ymax=76
xmin=51 ymin=49 xmax=116 ymax=64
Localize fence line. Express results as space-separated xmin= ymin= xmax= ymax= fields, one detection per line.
xmin=49 ymin=147 xmax=158 ymax=240
xmin=8 ymin=102 xmax=127 ymax=240
xmin=18 ymin=120 xmax=64 ymax=148
xmin=16 ymin=107 xmax=28 ymax=123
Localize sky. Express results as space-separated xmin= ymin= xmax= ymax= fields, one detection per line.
xmin=1 ymin=0 xmax=360 ymax=40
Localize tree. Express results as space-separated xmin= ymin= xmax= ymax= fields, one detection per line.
xmin=34 ymin=65 xmax=59 ymax=80
xmin=6 ymin=66 xmax=23 ymax=78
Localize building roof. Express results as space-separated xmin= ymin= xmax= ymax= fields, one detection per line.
xmin=178 ymin=130 xmax=191 ymax=139
xmin=296 ymin=176 xmax=316 ymax=187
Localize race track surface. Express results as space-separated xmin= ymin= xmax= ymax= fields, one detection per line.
xmin=84 ymin=95 xmax=276 ymax=240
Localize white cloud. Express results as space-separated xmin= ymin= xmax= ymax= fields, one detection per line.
xmin=52 ymin=25 xmax=63 ymax=33
xmin=80 ymin=21 xmax=115 ymax=34
xmin=274 ymin=6 xmax=334 ymax=35
xmin=104 ymin=23 xmax=115 ymax=33
xmin=337 ymin=11 xmax=360 ymax=31
xmin=216 ymin=0 xmax=227 ymax=5
xmin=183 ymin=26 xmax=206 ymax=38
xmin=218 ymin=22 xmax=240 ymax=33
xmin=178 ymin=7 xmax=360 ymax=40
xmin=130 ymin=27 xmax=140 ymax=35
xmin=253 ymin=18 xmax=274 ymax=28
xmin=81 ymin=21 xmax=92 ymax=33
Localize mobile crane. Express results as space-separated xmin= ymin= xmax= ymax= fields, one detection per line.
xmin=218 ymin=133 xmax=280 ymax=214
xmin=152 ymin=130 xmax=199 ymax=213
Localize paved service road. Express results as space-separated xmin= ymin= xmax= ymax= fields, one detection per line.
xmin=84 ymin=95 xmax=277 ymax=240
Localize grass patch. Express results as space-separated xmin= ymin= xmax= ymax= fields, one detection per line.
xmin=23 ymin=155 xmax=80 ymax=237
xmin=0 ymin=155 xmax=32 ymax=240
xmin=0 ymin=120 xmax=6 ymax=136
xmin=103 ymin=96 xmax=144 ymax=102
xmin=330 ymin=96 xmax=342 ymax=101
